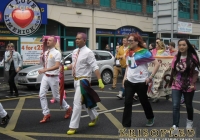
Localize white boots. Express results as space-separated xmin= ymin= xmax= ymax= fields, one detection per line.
xmin=186 ymin=119 xmax=193 ymax=129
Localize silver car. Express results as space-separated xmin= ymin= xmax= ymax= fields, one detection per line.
xmin=17 ymin=50 xmax=114 ymax=89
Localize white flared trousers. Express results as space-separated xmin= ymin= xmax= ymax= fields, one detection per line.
xmin=69 ymin=80 xmax=98 ymax=129
xmin=0 ymin=103 xmax=7 ymax=118
xmin=39 ymin=75 xmax=70 ymax=115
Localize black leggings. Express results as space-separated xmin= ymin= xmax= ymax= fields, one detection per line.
xmin=8 ymin=70 xmax=18 ymax=94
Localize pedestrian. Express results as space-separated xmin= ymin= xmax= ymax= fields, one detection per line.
xmin=169 ymin=38 xmax=200 ymax=134
xmin=64 ymin=32 xmax=104 ymax=135
xmin=5 ymin=43 xmax=22 ymax=97
xmin=38 ymin=36 xmax=72 ymax=123
xmin=168 ymin=42 xmax=178 ymax=56
xmin=122 ymin=33 xmax=160 ymax=127
xmin=109 ymin=45 xmax=122 ymax=90
xmin=0 ymin=103 xmax=10 ymax=125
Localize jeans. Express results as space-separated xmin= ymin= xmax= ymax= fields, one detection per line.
xmin=122 ymin=80 xmax=154 ymax=127
xmin=172 ymin=89 xmax=194 ymax=127
xmin=8 ymin=70 xmax=18 ymax=94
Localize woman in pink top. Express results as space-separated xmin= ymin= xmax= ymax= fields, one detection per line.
xmin=169 ymin=39 xmax=200 ymax=134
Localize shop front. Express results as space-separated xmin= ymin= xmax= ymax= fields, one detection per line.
xmin=96 ymin=26 xmax=156 ymax=55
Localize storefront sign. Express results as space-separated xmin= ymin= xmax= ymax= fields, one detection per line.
xmin=178 ymin=21 xmax=192 ymax=34
xmin=0 ymin=0 xmax=47 ymax=24
xmin=116 ymin=26 xmax=149 ymax=37
xmin=147 ymin=56 xmax=174 ymax=98
xmin=4 ymin=0 xmax=42 ymax=36
xmin=21 ymin=37 xmax=43 ymax=65
xmin=96 ymin=29 xmax=115 ymax=35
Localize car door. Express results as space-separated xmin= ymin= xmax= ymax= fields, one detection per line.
xmin=63 ymin=53 xmax=74 ymax=83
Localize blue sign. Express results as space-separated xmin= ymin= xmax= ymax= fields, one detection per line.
xmin=116 ymin=26 xmax=149 ymax=37
xmin=0 ymin=0 xmax=47 ymax=24
xmin=96 ymin=29 xmax=115 ymax=35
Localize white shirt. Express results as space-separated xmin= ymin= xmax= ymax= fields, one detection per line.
xmin=126 ymin=56 xmax=149 ymax=83
xmin=45 ymin=48 xmax=61 ymax=75
xmin=72 ymin=46 xmax=99 ymax=77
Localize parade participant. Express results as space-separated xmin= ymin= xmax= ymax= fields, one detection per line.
xmin=122 ymin=33 xmax=160 ymax=127
xmin=65 ymin=33 xmax=104 ymax=135
xmin=169 ymin=39 xmax=200 ymax=134
xmin=152 ymin=41 xmax=170 ymax=57
xmin=0 ymin=103 xmax=10 ymax=125
xmin=168 ymin=42 xmax=178 ymax=56
xmin=5 ymin=43 xmax=22 ymax=97
xmin=38 ymin=36 xmax=72 ymax=123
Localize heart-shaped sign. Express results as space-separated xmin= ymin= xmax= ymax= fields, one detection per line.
xmin=12 ymin=8 xmax=34 ymax=28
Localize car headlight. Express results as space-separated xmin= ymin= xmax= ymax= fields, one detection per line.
xmin=28 ymin=71 xmax=39 ymax=76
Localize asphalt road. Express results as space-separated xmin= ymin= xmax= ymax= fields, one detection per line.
xmin=0 ymin=78 xmax=200 ymax=140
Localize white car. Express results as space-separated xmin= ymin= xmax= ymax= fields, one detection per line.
xmin=17 ymin=50 xmax=115 ymax=89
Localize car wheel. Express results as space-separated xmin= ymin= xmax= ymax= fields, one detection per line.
xmin=101 ymin=70 xmax=112 ymax=85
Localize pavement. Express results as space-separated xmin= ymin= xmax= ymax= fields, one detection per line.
xmin=0 ymin=78 xmax=200 ymax=140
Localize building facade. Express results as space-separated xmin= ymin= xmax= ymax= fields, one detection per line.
xmin=0 ymin=0 xmax=200 ymax=77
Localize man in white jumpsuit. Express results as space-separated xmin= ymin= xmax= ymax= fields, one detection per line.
xmin=38 ymin=36 xmax=72 ymax=123
xmin=0 ymin=103 xmax=10 ymax=125
xmin=65 ymin=33 xmax=105 ymax=135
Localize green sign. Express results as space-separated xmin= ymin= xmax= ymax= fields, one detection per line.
xmin=68 ymin=41 xmax=74 ymax=47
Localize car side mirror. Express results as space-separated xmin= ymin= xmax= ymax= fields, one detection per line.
xmin=65 ymin=60 xmax=71 ymax=65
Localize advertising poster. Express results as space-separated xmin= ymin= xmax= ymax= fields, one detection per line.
xmin=20 ymin=37 xmax=43 ymax=65
xmin=147 ymin=56 xmax=174 ymax=98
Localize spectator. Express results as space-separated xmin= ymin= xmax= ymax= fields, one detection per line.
xmin=105 ymin=44 xmax=110 ymax=52
xmin=5 ymin=43 xmax=22 ymax=97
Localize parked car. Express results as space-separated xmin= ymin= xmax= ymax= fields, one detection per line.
xmin=17 ymin=50 xmax=114 ymax=89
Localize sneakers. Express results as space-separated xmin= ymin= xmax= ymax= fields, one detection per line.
xmin=186 ymin=119 xmax=193 ymax=129
xmin=116 ymin=91 xmax=123 ymax=99
xmin=152 ymin=98 xmax=159 ymax=103
xmin=146 ymin=117 xmax=154 ymax=127
xmin=109 ymin=87 xmax=116 ymax=90
xmin=172 ymin=125 xmax=179 ymax=136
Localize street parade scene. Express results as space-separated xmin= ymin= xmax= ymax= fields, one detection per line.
xmin=0 ymin=0 xmax=200 ymax=140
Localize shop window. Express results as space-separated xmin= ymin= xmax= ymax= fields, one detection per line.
xmin=178 ymin=0 xmax=190 ymax=19
xmin=193 ymin=0 xmax=198 ymax=20
xmin=116 ymin=0 xmax=142 ymax=13
xmin=72 ymin=0 xmax=84 ymax=3
xmin=146 ymin=0 xmax=153 ymax=14
xmin=100 ymin=0 xmax=111 ymax=7
xmin=46 ymin=20 xmax=59 ymax=35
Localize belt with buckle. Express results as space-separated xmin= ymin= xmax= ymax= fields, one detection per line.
xmin=45 ymin=74 xmax=58 ymax=77
xmin=74 ymin=76 xmax=90 ymax=81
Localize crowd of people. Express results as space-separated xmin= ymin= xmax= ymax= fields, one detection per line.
xmin=0 ymin=33 xmax=199 ymax=136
